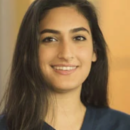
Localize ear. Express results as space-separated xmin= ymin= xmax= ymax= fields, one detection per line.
xmin=92 ymin=52 xmax=97 ymax=62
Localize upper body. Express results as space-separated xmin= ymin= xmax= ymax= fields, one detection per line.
xmin=0 ymin=0 xmax=129 ymax=130
xmin=0 ymin=106 xmax=130 ymax=130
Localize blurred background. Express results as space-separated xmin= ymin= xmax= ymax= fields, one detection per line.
xmin=0 ymin=0 xmax=130 ymax=114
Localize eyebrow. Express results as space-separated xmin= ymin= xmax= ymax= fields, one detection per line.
xmin=40 ymin=27 xmax=90 ymax=35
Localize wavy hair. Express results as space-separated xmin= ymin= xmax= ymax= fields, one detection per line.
xmin=0 ymin=0 xmax=109 ymax=129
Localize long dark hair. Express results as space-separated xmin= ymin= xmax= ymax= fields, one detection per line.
xmin=0 ymin=0 xmax=109 ymax=129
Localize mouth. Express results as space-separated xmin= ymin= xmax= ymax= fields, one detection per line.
xmin=51 ymin=66 xmax=78 ymax=75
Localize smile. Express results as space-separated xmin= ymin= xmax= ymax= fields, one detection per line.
xmin=51 ymin=66 xmax=78 ymax=75
xmin=52 ymin=66 xmax=76 ymax=70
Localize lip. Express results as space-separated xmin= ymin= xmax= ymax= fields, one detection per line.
xmin=51 ymin=66 xmax=78 ymax=75
xmin=51 ymin=64 xmax=78 ymax=67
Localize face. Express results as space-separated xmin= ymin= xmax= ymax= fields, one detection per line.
xmin=39 ymin=6 xmax=96 ymax=92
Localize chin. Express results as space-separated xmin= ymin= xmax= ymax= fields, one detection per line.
xmin=50 ymin=83 xmax=80 ymax=93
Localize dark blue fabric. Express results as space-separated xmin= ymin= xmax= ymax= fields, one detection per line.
xmin=0 ymin=115 xmax=8 ymax=130
xmin=0 ymin=106 xmax=130 ymax=130
xmin=80 ymin=106 xmax=130 ymax=130
xmin=43 ymin=122 xmax=55 ymax=130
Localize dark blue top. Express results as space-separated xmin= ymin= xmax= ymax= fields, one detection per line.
xmin=0 ymin=106 xmax=130 ymax=130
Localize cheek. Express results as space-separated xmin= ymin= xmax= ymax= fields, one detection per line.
xmin=39 ymin=47 xmax=46 ymax=66
xmin=78 ymin=46 xmax=94 ymax=62
xmin=38 ymin=46 xmax=57 ymax=69
xmin=38 ymin=47 xmax=54 ymax=80
xmin=78 ymin=46 xmax=94 ymax=74
xmin=38 ymin=47 xmax=49 ymax=71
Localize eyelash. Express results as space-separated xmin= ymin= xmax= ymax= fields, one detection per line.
xmin=41 ymin=36 xmax=86 ymax=43
xmin=74 ymin=36 xmax=86 ymax=41
xmin=42 ymin=37 xmax=57 ymax=42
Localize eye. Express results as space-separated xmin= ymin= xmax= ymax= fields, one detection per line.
xmin=42 ymin=37 xmax=57 ymax=43
xmin=74 ymin=36 xmax=86 ymax=41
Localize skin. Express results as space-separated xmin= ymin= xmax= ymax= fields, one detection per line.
xmin=39 ymin=6 xmax=97 ymax=130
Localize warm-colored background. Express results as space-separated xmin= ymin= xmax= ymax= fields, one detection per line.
xmin=0 ymin=0 xmax=130 ymax=114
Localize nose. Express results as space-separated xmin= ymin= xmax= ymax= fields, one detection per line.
xmin=57 ymin=41 xmax=74 ymax=61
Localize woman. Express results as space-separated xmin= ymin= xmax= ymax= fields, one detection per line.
xmin=0 ymin=0 xmax=130 ymax=130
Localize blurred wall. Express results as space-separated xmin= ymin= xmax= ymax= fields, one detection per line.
xmin=99 ymin=0 xmax=130 ymax=114
xmin=0 ymin=0 xmax=130 ymax=114
xmin=0 ymin=0 xmax=17 ymax=102
xmin=0 ymin=0 xmax=30 ymax=109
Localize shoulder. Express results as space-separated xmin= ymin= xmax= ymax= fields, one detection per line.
xmin=88 ymin=106 xmax=130 ymax=130
xmin=0 ymin=114 xmax=8 ymax=130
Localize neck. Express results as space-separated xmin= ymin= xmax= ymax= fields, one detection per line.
xmin=45 ymin=86 xmax=86 ymax=129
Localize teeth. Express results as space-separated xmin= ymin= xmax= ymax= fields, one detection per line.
xmin=53 ymin=66 xmax=76 ymax=70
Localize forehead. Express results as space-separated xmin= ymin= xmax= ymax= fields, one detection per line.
xmin=39 ymin=6 xmax=91 ymax=33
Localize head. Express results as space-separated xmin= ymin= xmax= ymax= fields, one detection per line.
xmin=2 ymin=0 xmax=109 ymax=130
xmin=38 ymin=6 xmax=97 ymax=93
